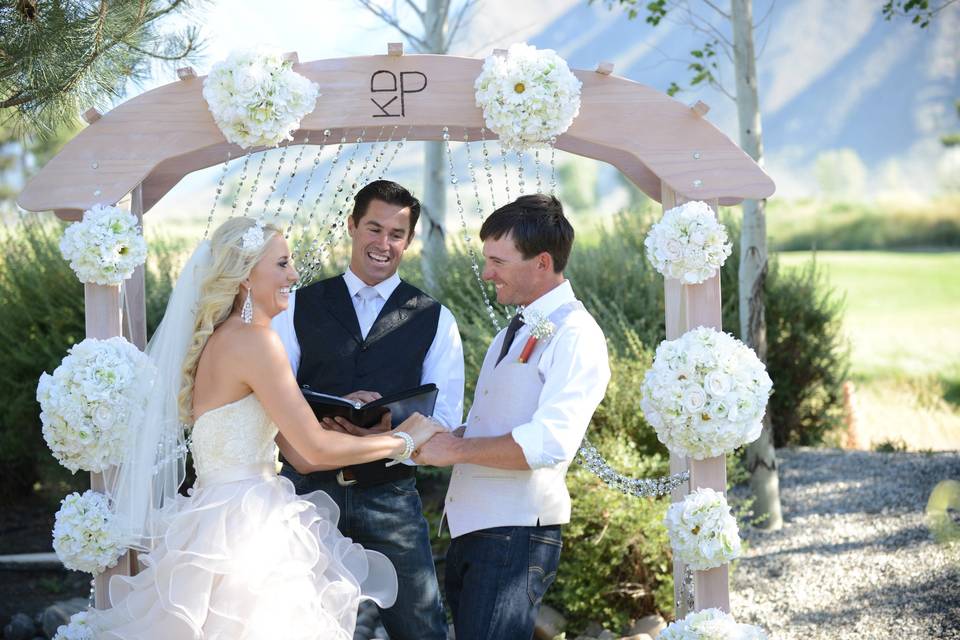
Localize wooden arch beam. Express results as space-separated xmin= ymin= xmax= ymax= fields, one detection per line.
xmin=17 ymin=53 xmax=774 ymax=218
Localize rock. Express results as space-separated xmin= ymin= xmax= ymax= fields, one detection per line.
xmin=41 ymin=598 xmax=88 ymax=639
xmin=583 ymin=622 xmax=605 ymax=637
xmin=534 ymin=604 xmax=566 ymax=639
xmin=3 ymin=613 xmax=36 ymax=640
xmin=597 ymin=631 xmax=617 ymax=640
xmin=620 ymin=634 xmax=654 ymax=640
xmin=626 ymin=614 xmax=666 ymax=638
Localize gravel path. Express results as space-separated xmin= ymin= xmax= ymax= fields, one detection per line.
xmin=730 ymin=448 xmax=960 ymax=640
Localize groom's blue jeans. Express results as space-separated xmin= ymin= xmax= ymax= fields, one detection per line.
xmin=284 ymin=470 xmax=447 ymax=640
xmin=445 ymin=525 xmax=563 ymax=640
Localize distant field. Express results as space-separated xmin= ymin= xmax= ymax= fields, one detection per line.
xmin=779 ymin=251 xmax=960 ymax=451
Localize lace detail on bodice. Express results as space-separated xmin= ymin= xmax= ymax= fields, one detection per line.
xmin=191 ymin=394 xmax=279 ymax=477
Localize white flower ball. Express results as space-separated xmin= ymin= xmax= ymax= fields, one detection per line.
xmin=644 ymin=200 xmax=732 ymax=284
xmin=665 ymin=488 xmax=741 ymax=570
xmin=203 ymin=47 xmax=320 ymax=149
xmin=53 ymin=491 xmax=124 ymax=574
xmin=59 ymin=204 xmax=147 ymax=285
xmin=475 ymin=43 xmax=582 ymax=150
xmin=661 ymin=608 xmax=768 ymax=639
xmin=641 ymin=326 xmax=772 ymax=459
xmin=53 ymin=610 xmax=94 ymax=640
xmin=37 ymin=337 xmax=155 ymax=473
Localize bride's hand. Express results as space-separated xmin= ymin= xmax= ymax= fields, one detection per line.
xmin=395 ymin=412 xmax=445 ymax=449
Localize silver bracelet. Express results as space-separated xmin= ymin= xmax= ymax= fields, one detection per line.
xmin=390 ymin=431 xmax=415 ymax=461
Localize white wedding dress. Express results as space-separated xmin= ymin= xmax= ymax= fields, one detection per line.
xmin=89 ymin=393 xmax=398 ymax=640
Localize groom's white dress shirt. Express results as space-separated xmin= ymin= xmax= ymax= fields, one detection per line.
xmin=444 ymin=280 xmax=610 ymax=538
xmin=271 ymin=268 xmax=465 ymax=430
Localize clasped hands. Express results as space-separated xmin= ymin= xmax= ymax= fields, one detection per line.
xmin=320 ymin=390 xmax=462 ymax=466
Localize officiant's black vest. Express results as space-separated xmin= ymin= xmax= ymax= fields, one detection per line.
xmin=293 ymin=275 xmax=441 ymax=397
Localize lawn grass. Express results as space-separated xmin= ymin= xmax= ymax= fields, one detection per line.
xmin=779 ymin=250 xmax=960 ymax=451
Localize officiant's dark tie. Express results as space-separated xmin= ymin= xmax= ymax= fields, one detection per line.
xmin=497 ymin=313 xmax=525 ymax=365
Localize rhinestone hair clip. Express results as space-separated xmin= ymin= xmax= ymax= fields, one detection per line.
xmin=241 ymin=221 xmax=266 ymax=251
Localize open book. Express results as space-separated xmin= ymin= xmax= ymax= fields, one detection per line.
xmin=301 ymin=383 xmax=439 ymax=429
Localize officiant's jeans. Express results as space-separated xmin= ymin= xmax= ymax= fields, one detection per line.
xmin=445 ymin=525 xmax=563 ymax=640
xmin=284 ymin=470 xmax=447 ymax=640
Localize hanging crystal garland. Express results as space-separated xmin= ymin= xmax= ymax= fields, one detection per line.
xmin=479 ymin=128 xmax=497 ymax=212
xmin=575 ymin=439 xmax=690 ymax=498
xmin=364 ymin=125 xmax=399 ymax=181
xmin=202 ymin=151 xmax=233 ymax=239
xmin=549 ymin=138 xmax=558 ymax=195
xmin=290 ymin=131 xmax=344 ymax=255
xmin=353 ymin=126 xmax=385 ymax=186
xmin=241 ymin=148 xmax=272 ymax=217
xmin=377 ymin=126 xmax=411 ymax=178
xmin=499 ymin=142 xmax=512 ymax=205
xmin=297 ymin=129 xmax=367 ymax=284
xmin=267 ymin=135 xmax=315 ymax=225
xmin=516 ymin=149 xmax=526 ymax=195
xmin=446 ymin=128 xmax=504 ymax=331
xmin=534 ymin=148 xmax=542 ymax=193
xmin=283 ymin=130 xmax=331 ymax=238
xmin=260 ymin=140 xmax=293 ymax=216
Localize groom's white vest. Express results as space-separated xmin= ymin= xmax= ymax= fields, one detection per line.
xmin=444 ymin=302 xmax=581 ymax=539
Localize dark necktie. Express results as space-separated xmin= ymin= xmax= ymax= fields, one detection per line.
xmin=496 ymin=313 xmax=525 ymax=365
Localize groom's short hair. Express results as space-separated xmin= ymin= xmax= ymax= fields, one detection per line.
xmin=480 ymin=194 xmax=573 ymax=272
xmin=352 ymin=180 xmax=421 ymax=238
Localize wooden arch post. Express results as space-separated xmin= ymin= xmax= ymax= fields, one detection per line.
xmin=18 ymin=50 xmax=773 ymax=614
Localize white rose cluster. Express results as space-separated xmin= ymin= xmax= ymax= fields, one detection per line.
xmin=664 ymin=488 xmax=741 ymax=570
xmin=641 ymin=326 xmax=772 ymax=460
xmin=53 ymin=491 xmax=124 ymax=574
xmin=37 ymin=337 xmax=155 ymax=473
xmin=661 ymin=608 xmax=768 ymax=640
xmin=475 ymin=43 xmax=582 ymax=151
xmin=203 ymin=48 xmax=320 ymax=149
xmin=59 ymin=204 xmax=147 ymax=285
xmin=53 ymin=610 xmax=94 ymax=640
xmin=644 ymin=200 xmax=732 ymax=284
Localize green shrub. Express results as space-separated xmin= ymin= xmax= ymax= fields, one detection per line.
xmin=0 ymin=217 xmax=183 ymax=503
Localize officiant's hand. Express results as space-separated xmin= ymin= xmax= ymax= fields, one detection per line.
xmin=322 ymin=410 xmax=392 ymax=436
xmin=412 ymin=432 xmax=459 ymax=467
xmin=342 ymin=390 xmax=382 ymax=405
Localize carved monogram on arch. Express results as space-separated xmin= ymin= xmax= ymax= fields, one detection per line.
xmin=370 ymin=70 xmax=428 ymax=118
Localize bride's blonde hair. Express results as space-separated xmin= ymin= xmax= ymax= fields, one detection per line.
xmin=177 ymin=217 xmax=282 ymax=425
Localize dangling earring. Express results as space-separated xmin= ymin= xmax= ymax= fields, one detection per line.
xmin=241 ymin=287 xmax=254 ymax=324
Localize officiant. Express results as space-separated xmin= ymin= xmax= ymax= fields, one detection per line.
xmin=272 ymin=179 xmax=464 ymax=640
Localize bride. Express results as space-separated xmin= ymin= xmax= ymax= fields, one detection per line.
xmin=88 ymin=217 xmax=443 ymax=639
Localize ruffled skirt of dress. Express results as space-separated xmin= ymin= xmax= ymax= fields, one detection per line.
xmin=88 ymin=471 xmax=397 ymax=640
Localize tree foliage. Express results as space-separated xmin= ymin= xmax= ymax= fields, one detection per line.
xmin=1 ymin=0 xmax=205 ymax=136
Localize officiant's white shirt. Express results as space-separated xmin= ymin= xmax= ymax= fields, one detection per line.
xmin=500 ymin=280 xmax=611 ymax=469
xmin=271 ymin=268 xmax=465 ymax=429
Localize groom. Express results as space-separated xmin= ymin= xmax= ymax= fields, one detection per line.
xmin=415 ymin=194 xmax=611 ymax=640
xmin=272 ymin=179 xmax=464 ymax=640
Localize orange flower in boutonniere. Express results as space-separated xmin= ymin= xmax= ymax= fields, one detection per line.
xmin=518 ymin=311 xmax=556 ymax=363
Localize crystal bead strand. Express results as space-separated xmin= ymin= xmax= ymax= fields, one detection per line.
xmin=444 ymin=128 xmax=502 ymax=331
xmin=378 ymin=126 xmax=412 ymax=178
xmin=516 ymin=149 xmax=526 ymax=195
xmin=299 ymin=130 xmax=366 ymax=284
xmin=534 ymin=148 xmax=542 ymax=193
xmin=241 ymin=149 xmax=271 ymax=217
xmin=480 ymin=128 xmax=497 ymax=211
xmin=290 ymin=131 xmax=343 ymax=253
xmin=575 ymin=438 xmax=690 ymax=498
xmin=228 ymin=152 xmax=254 ymax=218
xmin=354 ymin=126 xmax=384 ymax=185
xmin=260 ymin=140 xmax=292 ymax=216
xmin=202 ymin=152 xmax=232 ymax=239
xmin=269 ymin=136 xmax=313 ymax=225
xmin=549 ymin=137 xmax=558 ymax=195
xmin=499 ymin=142 xmax=512 ymax=204
xmin=284 ymin=130 xmax=330 ymax=238
xmin=361 ymin=125 xmax=397 ymax=183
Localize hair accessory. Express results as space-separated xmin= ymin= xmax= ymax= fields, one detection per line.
xmin=241 ymin=221 xmax=266 ymax=251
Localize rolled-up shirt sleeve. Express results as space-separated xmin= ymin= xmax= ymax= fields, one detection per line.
xmin=510 ymin=319 xmax=611 ymax=469
xmin=421 ymin=305 xmax=465 ymax=430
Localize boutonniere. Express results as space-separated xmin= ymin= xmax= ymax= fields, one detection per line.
xmin=518 ymin=311 xmax=556 ymax=363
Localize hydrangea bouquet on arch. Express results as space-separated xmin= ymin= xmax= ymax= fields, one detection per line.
xmin=59 ymin=204 xmax=147 ymax=286
xmin=644 ymin=200 xmax=732 ymax=285
xmin=36 ymin=336 xmax=156 ymax=473
xmin=203 ymin=47 xmax=320 ymax=149
xmin=474 ymin=42 xmax=582 ymax=150
xmin=660 ymin=608 xmax=768 ymax=640
xmin=640 ymin=326 xmax=772 ymax=460
xmin=52 ymin=490 xmax=124 ymax=575
xmin=664 ymin=487 xmax=741 ymax=571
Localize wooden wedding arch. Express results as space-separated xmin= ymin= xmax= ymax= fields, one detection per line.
xmin=18 ymin=45 xmax=775 ymax=618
